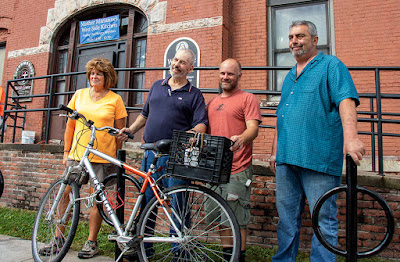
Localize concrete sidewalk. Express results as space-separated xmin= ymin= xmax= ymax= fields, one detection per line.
xmin=0 ymin=234 xmax=114 ymax=262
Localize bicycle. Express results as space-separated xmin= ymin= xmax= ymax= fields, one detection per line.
xmin=31 ymin=104 xmax=241 ymax=262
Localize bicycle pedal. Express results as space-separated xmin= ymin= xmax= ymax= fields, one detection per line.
xmin=127 ymin=235 xmax=143 ymax=248
xmin=116 ymin=235 xmax=135 ymax=244
xmin=107 ymin=232 xmax=118 ymax=242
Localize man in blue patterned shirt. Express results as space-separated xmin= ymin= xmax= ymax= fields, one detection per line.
xmin=270 ymin=21 xmax=365 ymax=262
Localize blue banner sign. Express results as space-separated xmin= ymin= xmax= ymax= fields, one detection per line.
xmin=79 ymin=15 xmax=120 ymax=44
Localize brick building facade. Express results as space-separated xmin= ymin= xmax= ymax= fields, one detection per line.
xmin=0 ymin=0 xmax=399 ymax=157
xmin=0 ymin=0 xmax=400 ymax=259
xmin=0 ymin=0 xmax=399 ymax=164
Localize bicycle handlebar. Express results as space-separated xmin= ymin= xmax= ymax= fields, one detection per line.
xmin=59 ymin=104 xmax=74 ymax=114
xmin=58 ymin=104 xmax=134 ymax=140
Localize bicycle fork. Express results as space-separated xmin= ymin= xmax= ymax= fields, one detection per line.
xmin=47 ymin=180 xmax=72 ymax=224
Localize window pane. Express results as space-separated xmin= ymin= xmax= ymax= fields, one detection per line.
xmin=133 ymin=38 xmax=146 ymax=104
xmin=58 ymin=51 xmax=68 ymax=74
xmin=120 ymin=16 xmax=128 ymax=36
xmin=275 ymin=3 xmax=327 ymax=50
xmin=275 ymin=52 xmax=295 ymax=91
xmin=134 ymin=73 xmax=145 ymax=104
xmin=56 ymin=51 xmax=68 ymax=104
xmin=135 ymin=15 xmax=148 ymax=33
xmin=135 ymin=39 xmax=147 ymax=68
xmin=0 ymin=45 xmax=5 ymax=84
xmin=58 ymin=28 xmax=70 ymax=46
xmin=56 ymin=81 xmax=66 ymax=106
xmin=277 ymin=52 xmax=296 ymax=66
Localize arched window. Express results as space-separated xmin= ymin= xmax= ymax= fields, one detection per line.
xmin=48 ymin=5 xmax=147 ymax=140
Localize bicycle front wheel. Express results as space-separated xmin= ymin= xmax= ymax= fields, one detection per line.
xmin=137 ymin=184 xmax=241 ymax=262
xmin=32 ymin=178 xmax=80 ymax=262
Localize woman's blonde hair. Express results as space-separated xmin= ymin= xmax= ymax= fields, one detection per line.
xmin=86 ymin=58 xmax=117 ymax=89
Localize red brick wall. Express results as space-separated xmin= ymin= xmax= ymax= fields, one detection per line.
xmin=1 ymin=0 xmax=399 ymax=160
xmin=3 ymin=0 xmax=52 ymax=52
xmin=146 ymin=27 xmax=224 ymax=87
xmin=334 ymin=0 xmax=399 ymax=67
xmin=1 ymin=0 xmax=54 ymax=85
xmin=3 ymin=53 xmax=51 ymax=143
xmin=228 ymin=0 xmax=271 ymax=160
xmin=0 ymin=146 xmax=399 ymax=259
xmin=165 ymin=0 xmax=222 ymax=23
xmin=0 ymin=0 xmax=53 ymax=142
xmin=333 ymin=0 xmax=400 ymax=161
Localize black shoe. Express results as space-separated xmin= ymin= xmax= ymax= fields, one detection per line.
xmin=172 ymin=250 xmax=189 ymax=262
xmin=122 ymin=252 xmax=139 ymax=262
xmin=223 ymin=247 xmax=233 ymax=261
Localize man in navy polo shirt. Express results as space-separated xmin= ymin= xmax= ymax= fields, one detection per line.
xmin=119 ymin=47 xmax=207 ymax=177
xmin=118 ymin=48 xmax=207 ymax=259
xmin=269 ymin=21 xmax=365 ymax=262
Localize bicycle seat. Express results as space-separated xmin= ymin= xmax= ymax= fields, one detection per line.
xmin=140 ymin=139 xmax=172 ymax=154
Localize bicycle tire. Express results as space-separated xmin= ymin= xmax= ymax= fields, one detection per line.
xmin=97 ymin=173 xmax=142 ymax=227
xmin=0 ymin=169 xmax=4 ymax=198
xmin=32 ymin=178 xmax=80 ymax=262
xmin=137 ymin=184 xmax=241 ymax=262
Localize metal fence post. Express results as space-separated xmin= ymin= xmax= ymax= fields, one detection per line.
xmin=115 ymin=149 xmax=126 ymax=260
xmin=346 ymin=155 xmax=358 ymax=261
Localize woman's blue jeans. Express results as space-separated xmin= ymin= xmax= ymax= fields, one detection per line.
xmin=272 ymin=164 xmax=341 ymax=262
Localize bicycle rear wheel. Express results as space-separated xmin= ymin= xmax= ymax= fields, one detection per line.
xmin=137 ymin=184 xmax=241 ymax=262
xmin=32 ymin=178 xmax=80 ymax=262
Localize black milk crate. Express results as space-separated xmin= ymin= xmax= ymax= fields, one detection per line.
xmin=167 ymin=130 xmax=233 ymax=184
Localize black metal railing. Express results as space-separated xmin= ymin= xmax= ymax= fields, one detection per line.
xmin=1 ymin=66 xmax=400 ymax=175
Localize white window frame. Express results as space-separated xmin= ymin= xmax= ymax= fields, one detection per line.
xmin=267 ymin=0 xmax=335 ymax=103
xmin=0 ymin=43 xmax=5 ymax=85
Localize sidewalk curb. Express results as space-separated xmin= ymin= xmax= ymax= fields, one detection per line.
xmin=0 ymin=234 xmax=114 ymax=262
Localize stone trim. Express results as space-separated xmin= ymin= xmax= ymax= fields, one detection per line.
xmin=7 ymin=0 xmax=222 ymax=58
xmin=148 ymin=16 xmax=223 ymax=35
xmin=7 ymin=45 xmax=51 ymax=59
xmin=8 ymin=0 xmax=167 ymax=59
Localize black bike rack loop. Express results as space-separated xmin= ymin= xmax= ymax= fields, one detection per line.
xmin=312 ymin=155 xmax=394 ymax=261
xmin=0 ymin=169 xmax=4 ymax=198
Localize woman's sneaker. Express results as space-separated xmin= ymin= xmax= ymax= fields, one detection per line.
xmin=77 ymin=240 xmax=99 ymax=259
xmin=38 ymin=237 xmax=64 ymax=256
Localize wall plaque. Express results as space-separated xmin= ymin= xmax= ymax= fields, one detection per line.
xmin=164 ymin=37 xmax=200 ymax=88
xmin=13 ymin=60 xmax=35 ymax=102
